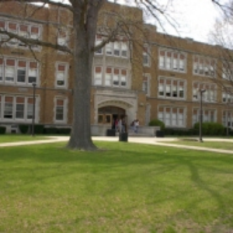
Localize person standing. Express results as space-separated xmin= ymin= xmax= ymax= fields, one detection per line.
xmin=134 ymin=119 xmax=139 ymax=133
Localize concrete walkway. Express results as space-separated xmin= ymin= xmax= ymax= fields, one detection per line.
xmin=0 ymin=136 xmax=233 ymax=154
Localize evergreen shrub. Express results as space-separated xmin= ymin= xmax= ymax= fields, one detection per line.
xmin=148 ymin=119 xmax=165 ymax=131
xmin=0 ymin=126 xmax=6 ymax=134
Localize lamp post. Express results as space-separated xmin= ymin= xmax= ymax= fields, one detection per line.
xmin=32 ymin=82 xmax=36 ymax=137
xmin=199 ymin=89 xmax=206 ymax=142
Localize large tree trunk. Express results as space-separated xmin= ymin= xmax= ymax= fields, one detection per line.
xmin=67 ymin=2 xmax=99 ymax=150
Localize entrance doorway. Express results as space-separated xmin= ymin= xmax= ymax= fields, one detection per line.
xmin=98 ymin=106 xmax=126 ymax=126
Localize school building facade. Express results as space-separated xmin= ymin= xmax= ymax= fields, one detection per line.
xmin=0 ymin=1 xmax=232 ymax=133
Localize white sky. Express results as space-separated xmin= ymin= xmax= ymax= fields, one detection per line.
xmin=113 ymin=0 xmax=227 ymax=44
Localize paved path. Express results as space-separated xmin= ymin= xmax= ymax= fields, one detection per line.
xmin=0 ymin=136 xmax=233 ymax=154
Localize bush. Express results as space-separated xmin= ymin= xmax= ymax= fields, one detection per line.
xmin=34 ymin=124 xmax=44 ymax=134
xmin=193 ymin=122 xmax=225 ymax=136
xmin=44 ymin=127 xmax=58 ymax=134
xmin=19 ymin=124 xmax=29 ymax=134
xmin=163 ymin=128 xmax=194 ymax=136
xmin=58 ymin=128 xmax=71 ymax=135
xmin=148 ymin=119 xmax=165 ymax=131
xmin=0 ymin=126 xmax=6 ymax=134
xmin=43 ymin=127 xmax=71 ymax=135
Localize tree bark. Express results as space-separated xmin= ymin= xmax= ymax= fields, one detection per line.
xmin=67 ymin=1 xmax=100 ymax=150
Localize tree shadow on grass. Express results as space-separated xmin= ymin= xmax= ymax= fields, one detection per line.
xmin=1 ymin=141 xmax=233 ymax=226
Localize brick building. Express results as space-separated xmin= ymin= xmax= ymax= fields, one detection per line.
xmin=0 ymin=2 xmax=232 ymax=134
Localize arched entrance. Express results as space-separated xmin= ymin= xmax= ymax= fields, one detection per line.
xmin=98 ymin=106 xmax=125 ymax=126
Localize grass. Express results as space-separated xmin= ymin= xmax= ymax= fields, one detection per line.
xmin=0 ymin=135 xmax=49 ymax=143
xmin=0 ymin=141 xmax=233 ymax=233
xmin=165 ymin=140 xmax=233 ymax=150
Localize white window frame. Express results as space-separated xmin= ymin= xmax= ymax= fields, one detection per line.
xmin=0 ymin=95 xmax=39 ymax=122
xmin=159 ymin=48 xmax=186 ymax=73
xmin=158 ymin=106 xmax=186 ymax=128
xmin=192 ymin=82 xmax=217 ymax=103
xmin=57 ymin=28 xmax=69 ymax=47
xmin=143 ymin=44 xmax=150 ymax=67
xmin=55 ymin=62 xmax=68 ymax=88
xmin=158 ymin=76 xmax=186 ymax=100
xmin=95 ymin=35 xmax=103 ymax=55
xmin=5 ymin=58 xmax=15 ymax=83
xmin=193 ymin=55 xmax=216 ymax=78
xmin=192 ymin=108 xmax=217 ymax=125
xmin=94 ymin=66 xmax=102 ymax=85
xmin=54 ymin=97 xmax=68 ymax=123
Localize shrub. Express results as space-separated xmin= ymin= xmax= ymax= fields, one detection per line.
xmin=0 ymin=126 xmax=6 ymax=134
xmin=58 ymin=128 xmax=71 ymax=135
xmin=34 ymin=124 xmax=44 ymax=134
xmin=44 ymin=127 xmax=58 ymax=134
xmin=193 ymin=122 xmax=225 ymax=136
xmin=148 ymin=119 xmax=165 ymax=131
xmin=19 ymin=124 xmax=29 ymax=134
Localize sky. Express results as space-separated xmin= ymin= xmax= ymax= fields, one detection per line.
xmin=112 ymin=0 xmax=227 ymax=44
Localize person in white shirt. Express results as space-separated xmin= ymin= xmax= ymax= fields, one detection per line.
xmin=134 ymin=119 xmax=139 ymax=133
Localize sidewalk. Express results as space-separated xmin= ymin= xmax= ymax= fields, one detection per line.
xmin=0 ymin=136 xmax=233 ymax=155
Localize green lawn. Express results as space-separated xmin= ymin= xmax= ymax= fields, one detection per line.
xmin=0 ymin=135 xmax=49 ymax=143
xmin=165 ymin=140 xmax=233 ymax=150
xmin=0 ymin=142 xmax=233 ymax=233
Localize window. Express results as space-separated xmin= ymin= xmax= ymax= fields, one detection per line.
xmin=114 ymin=42 xmax=120 ymax=56
xmin=17 ymin=60 xmax=26 ymax=83
xmin=158 ymin=77 xmax=186 ymax=99
xmin=7 ymin=22 xmax=18 ymax=45
xmin=192 ymin=82 xmax=217 ymax=102
xmin=158 ymin=106 xmax=186 ymax=127
xmin=95 ymin=67 xmax=128 ymax=88
xmin=121 ymin=42 xmax=128 ymax=57
xmin=4 ymin=96 xmax=13 ymax=119
xmin=166 ymin=52 xmax=171 ymax=69
xmin=0 ymin=20 xmax=7 ymax=43
xmin=222 ymin=62 xmax=233 ymax=80
xmin=159 ymin=49 xmax=186 ymax=72
xmin=0 ymin=57 xmax=38 ymax=85
xmin=105 ymin=68 xmax=112 ymax=86
xmin=223 ymin=111 xmax=233 ymax=128
xmin=142 ymin=74 xmax=150 ymax=96
xmin=94 ymin=67 xmax=102 ymax=85
xmin=28 ymin=62 xmax=38 ymax=83
xmin=56 ymin=63 xmax=67 ymax=87
xmin=104 ymin=40 xmax=128 ymax=58
xmin=193 ymin=55 xmax=216 ymax=77
xmin=95 ymin=35 xmax=103 ymax=54
xmin=121 ymin=70 xmax=127 ymax=86
xmin=5 ymin=59 xmax=15 ymax=82
xmin=55 ymin=99 xmax=64 ymax=121
xmin=0 ymin=95 xmax=38 ymax=121
xmin=0 ymin=19 xmax=41 ymax=49
xmin=192 ymin=108 xmax=216 ymax=125
xmin=113 ymin=69 xmax=120 ymax=86
xmin=16 ymin=97 xmax=25 ymax=119
xmin=18 ymin=24 xmax=28 ymax=47
xmin=30 ymin=26 xmax=40 ymax=40
xmin=57 ymin=28 xmax=68 ymax=46
xmin=142 ymin=75 xmax=148 ymax=95
xmin=143 ymin=45 xmax=150 ymax=66
xmin=105 ymin=42 xmax=113 ymax=55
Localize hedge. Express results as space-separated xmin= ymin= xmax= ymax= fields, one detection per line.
xmin=19 ymin=124 xmax=29 ymax=134
xmin=0 ymin=126 xmax=6 ymax=134
xmin=193 ymin=122 xmax=225 ymax=136
xmin=43 ymin=127 xmax=71 ymax=135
